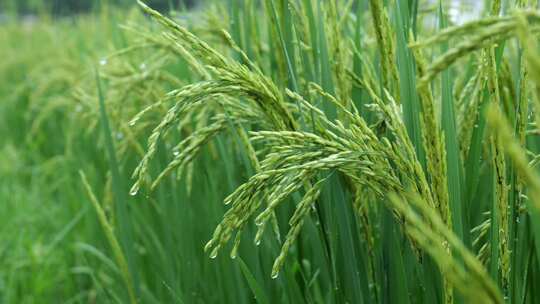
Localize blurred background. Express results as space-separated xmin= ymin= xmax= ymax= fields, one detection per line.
xmin=1 ymin=0 xmax=489 ymax=24
xmin=0 ymin=0 xmax=200 ymax=16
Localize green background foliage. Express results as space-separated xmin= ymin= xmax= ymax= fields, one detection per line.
xmin=0 ymin=0 xmax=197 ymax=15
xmin=2 ymin=0 xmax=540 ymax=303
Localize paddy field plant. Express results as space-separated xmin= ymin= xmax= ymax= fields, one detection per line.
xmin=3 ymin=0 xmax=540 ymax=303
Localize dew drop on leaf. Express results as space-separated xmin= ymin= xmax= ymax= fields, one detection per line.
xmin=129 ymin=184 xmax=139 ymax=196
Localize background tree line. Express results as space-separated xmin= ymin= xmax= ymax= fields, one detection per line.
xmin=0 ymin=0 xmax=198 ymax=16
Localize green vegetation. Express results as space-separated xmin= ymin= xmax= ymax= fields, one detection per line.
xmin=0 ymin=0 xmax=189 ymax=15
xmin=2 ymin=0 xmax=540 ymax=303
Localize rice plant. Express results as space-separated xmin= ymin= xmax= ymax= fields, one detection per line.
xmin=3 ymin=0 xmax=540 ymax=303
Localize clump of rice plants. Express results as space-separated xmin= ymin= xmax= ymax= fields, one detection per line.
xmin=4 ymin=0 xmax=540 ymax=303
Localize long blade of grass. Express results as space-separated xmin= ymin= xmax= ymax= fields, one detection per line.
xmin=439 ymin=1 xmax=465 ymax=244
xmin=80 ymin=170 xmax=137 ymax=304
xmin=237 ymin=257 xmax=270 ymax=304
xmin=95 ymin=67 xmax=139 ymax=297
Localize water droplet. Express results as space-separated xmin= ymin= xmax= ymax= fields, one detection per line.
xmin=129 ymin=184 xmax=139 ymax=196
xmin=210 ymin=249 xmax=218 ymax=259
xmin=173 ymin=151 xmax=180 ymax=157
xmin=116 ymin=132 xmax=124 ymax=140
xmin=271 ymin=271 xmax=279 ymax=279
xmin=140 ymin=63 xmax=147 ymax=70
xmin=255 ymin=239 xmax=261 ymax=246
xmin=99 ymin=58 xmax=108 ymax=66
xmin=230 ymin=253 xmax=237 ymax=259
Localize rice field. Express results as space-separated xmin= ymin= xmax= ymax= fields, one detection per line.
xmin=2 ymin=0 xmax=540 ymax=303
